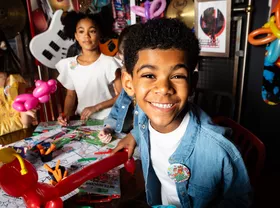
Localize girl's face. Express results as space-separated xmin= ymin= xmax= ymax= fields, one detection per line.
xmin=75 ymin=18 xmax=100 ymax=52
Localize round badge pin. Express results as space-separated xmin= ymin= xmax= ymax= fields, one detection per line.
xmin=167 ymin=163 xmax=190 ymax=183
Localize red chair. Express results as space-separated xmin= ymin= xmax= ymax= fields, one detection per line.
xmin=212 ymin=116 xmax=266 ymax=189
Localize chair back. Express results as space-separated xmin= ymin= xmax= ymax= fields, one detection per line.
xmin=193 ymin=88 xmax=235 ymax=119
xmin=213 ymin=116 xmax=265 ymax=189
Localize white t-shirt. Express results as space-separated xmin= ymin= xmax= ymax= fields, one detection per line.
xmin=149 ymin=113 xmax=190 ymax=207
xmin=56 ymin=54 xmax=120 ymax=120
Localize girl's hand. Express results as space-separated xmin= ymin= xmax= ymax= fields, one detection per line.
xmin=57 ymin=113 xmax=69 ymax=126
xmin=80 ymin=105 xmax=100 ymax=120
xmin=111 ymin=133 xmax=136 ymax=158
xmin=98 ymin=127 xmax=114 ymax=144
xmin=25 ymin=109 xmax=37 ymax=118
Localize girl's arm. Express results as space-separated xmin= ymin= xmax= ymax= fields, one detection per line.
xmin=80 ymin=72 xmax=122 ymax=120
xmin=63 ymin=89 xmax=77 ymax=116
xmin=58 ymin=89 xmax=76 ymax=125
xmin=80 ymin=92 xmax=120 ymax=120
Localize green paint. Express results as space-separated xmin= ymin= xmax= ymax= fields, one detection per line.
xmin=77 ymin=157 xmax=97 ymax=162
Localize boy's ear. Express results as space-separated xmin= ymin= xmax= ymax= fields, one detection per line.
xmin=121 ymin=71 xmax=135 ymax=97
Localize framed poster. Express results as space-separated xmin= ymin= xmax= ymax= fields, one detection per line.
xmin=195 ymin=0 xmax=231 ymax=57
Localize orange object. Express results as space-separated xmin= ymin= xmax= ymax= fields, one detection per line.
xmin=53 ymin=170 xmax=60 ymax=182
xmin=45 ymin=144 xmax=56 ymax=155
xmin=99 ymin=38 xmax=119 ymax=56
xmin=50 ymin=180 xmax=57 ymax=186
xmin=58 ymin=169 xmax=62 ymax=181
xmin=55 ymin=160 xmax=60 ymax=171
xmin=248 ymin=28 xmax=276 ymax=46
xmin=272 ymin=0 xmax=280 ymax=29
xmin=39 ymin=149 xmax=45 ymax=155
xmin=43 ymin=164 xmax=53 ymax=173
xmin=37 ymin=144 xmax=43 ymax=149
xmin=63 ymin=170 xmax=68 ymax=178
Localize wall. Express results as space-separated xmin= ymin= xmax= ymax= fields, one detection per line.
xmin=242 ymin=0 xmax=279 ymax=161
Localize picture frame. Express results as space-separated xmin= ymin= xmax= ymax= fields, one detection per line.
xmin=195 ymin=0 xmax=232 ymax=57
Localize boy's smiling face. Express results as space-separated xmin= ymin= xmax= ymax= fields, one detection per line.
xmin=123 ymin=49 xmax=191 ymax=133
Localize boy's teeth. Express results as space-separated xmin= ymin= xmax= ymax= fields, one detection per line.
xmin=151 ymin=103 xmax=173 ymax=108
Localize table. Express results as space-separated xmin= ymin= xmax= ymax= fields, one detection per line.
xmin=0 ymin=126 xmax=36 ymax=147
xmin=0 ymin=124 xmax=147 ymax=208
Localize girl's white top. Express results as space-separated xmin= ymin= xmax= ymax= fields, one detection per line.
xmin=56 ymin=54 xmax=120 ymax=120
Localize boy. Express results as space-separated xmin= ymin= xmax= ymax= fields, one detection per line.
xmin=113 ymin=18 xmax=251 ymax=207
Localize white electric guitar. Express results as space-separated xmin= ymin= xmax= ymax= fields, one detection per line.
xmin=29 ymin=10 xmax=74 ymax=69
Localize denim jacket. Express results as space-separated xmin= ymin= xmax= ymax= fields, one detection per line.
xmin=104 ymin=89 xmax=134 ymax=133
xmin=131 ymin=105 xmax=251 ymax=208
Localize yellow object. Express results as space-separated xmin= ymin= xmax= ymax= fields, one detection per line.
xmin=264 ymin=16 xmax=280 ymax=39
xmin=0 ymin=74 xmax=26 ymax=136
xmin=0 ymin=147 xmax=28 ymax=175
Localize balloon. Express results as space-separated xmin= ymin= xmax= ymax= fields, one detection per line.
xmin=264 ymin=16 xmax=280 ymax=39
xmin=35 ymin=80 xmax=44 ymax=87
xmin=275 ymin=57 xmax=280 ymax=67
xmin=47 ymin=79 xmax=57 ymax=87
xmin=150 ymin=0 xmax=166 ymax=19
xmin=131 ymin=5 xmax=145 ymax=18
xmin=12 ymin=94 xmax=37 ymax=112
xmin=273 ymin=0 xmax=280 ymax=29
xmin=50 ymin=85 xmax=57 ymax=93
xmin=0 ymin=147 xmax=135 ymax=208
xmin=12 ymin=79 xmax=57 ymax=112
xmin=265 ymin=38 xmax=280 ymax=66
xmin=131 ymin=0 xmax=166 ymax=20
xmin=38 ymin=94 xmax=50 ymax=103
xmin=33 ymin=83 xmax=50 ymax=98
xmin=14 ymin=94 xmax=35 ymax=102
xmin=24 ymin=97 xmax=39 ymax=111
xmin=144 ymin=0 xmax=151 ymax=20
xmin=12 ymin=102 xmax=26 ymax=112
xmin=248 ymin=28 xmax=276 ymax=46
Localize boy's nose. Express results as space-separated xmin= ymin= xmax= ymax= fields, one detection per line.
xmin=154 ymin=79 xmax=174 ymax=95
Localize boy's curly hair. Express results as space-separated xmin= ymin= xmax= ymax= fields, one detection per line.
xmin=124 ymin=18 xmax=200 ymax=75
xmin=62 ymin=11 xmax=103 ymax=40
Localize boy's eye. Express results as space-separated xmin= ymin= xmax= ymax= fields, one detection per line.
xmin=172 ymin=75 xmax=188 ymax=79
xmin=141 ymin=74 xmax=155 ymax=79
xmin=89 ymin=30 xmax=97 ymax=33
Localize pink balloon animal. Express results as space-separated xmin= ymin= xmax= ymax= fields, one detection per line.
xmin=131 ymin=0 xmax=166 ymax=20
xmin=12 ymin=79 xmax=57 ymax=112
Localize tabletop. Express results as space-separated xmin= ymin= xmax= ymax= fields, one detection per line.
xmin=0 ymin=122 xmax=147 ymax=208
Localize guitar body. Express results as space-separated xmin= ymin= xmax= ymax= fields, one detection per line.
xmin=29 ymin=10 xmax=74 ymax=69
xmin=99 ymin=38 xmax=118 ymax=56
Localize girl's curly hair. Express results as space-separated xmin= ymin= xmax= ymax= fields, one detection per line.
xmin=62 ymin=11 xmax=103 ymax=40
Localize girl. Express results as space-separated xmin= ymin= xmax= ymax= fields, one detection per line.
xmin=0 ymin=30 xmax=36 ymax=136
xmin=56 ymin=11 xmax=122 ymax=125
